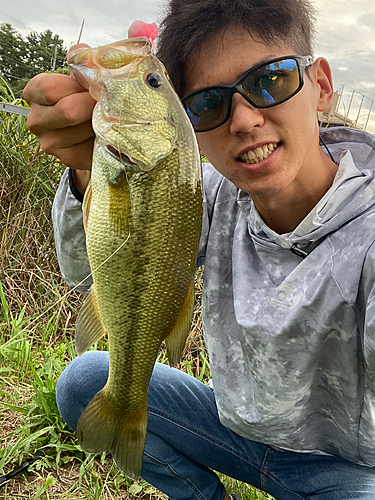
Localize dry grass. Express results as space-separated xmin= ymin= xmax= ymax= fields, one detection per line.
xmin=0 ymin=106 xmax=273 ymax=500
xmin=0 ymin=107 xmax=208 ymax=498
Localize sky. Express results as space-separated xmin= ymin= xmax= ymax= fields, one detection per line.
xmin=1 ymin=0 xmax=375 ymax=133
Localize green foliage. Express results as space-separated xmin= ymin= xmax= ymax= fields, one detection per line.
xmin=217 ymin=474 xmax=275 ymax=500
xmin=0 ymin=71 xmax=15 ymax=100
xmin=0 ymin=113 xmax=275 ymax=498
xmin=0 ymin=22 xmax=68 ymax=98
xmin=25 ymin=29 xmax=66 ymax=75
xmin=0 ymin=23 xmax=27 ymax=82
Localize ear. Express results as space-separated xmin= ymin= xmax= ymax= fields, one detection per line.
xmin=311 ymin=57 xmax=334 ymax=112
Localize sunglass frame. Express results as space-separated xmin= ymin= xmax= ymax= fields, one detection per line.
xmin=182 ymin=54 xmax=314 ymax=132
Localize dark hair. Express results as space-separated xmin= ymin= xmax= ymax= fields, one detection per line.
xmin=156 ymin=0 xmax=317 ymax=97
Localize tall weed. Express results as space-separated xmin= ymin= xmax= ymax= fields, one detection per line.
xmin=0 ymin=94 xmax=274 ymax=499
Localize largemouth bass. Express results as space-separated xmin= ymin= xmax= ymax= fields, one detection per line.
xmin=69 ymin=38 xmax=202 ymax=479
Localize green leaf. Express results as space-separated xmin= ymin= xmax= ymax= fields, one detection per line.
xmin=44 ymin=475 xmax=57 ymax=488
xmin=128 ymin=483 xmax=143 ymax=494
xmin=1 ymin=402 xmax=29 ymax=415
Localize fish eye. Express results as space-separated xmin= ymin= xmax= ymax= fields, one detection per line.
xmin=146 ymin=72 xmax=163 ymax=88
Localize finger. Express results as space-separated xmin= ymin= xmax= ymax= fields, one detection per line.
xmin=27 ymin=91 xmax=96 ymax=133
xmin=54 ymin=137 xmax=95 ymax=171
xmin=23 ymin=73 xmax=88 ymax=107
xmin=38 ymin=121 xmax=94 ymax=153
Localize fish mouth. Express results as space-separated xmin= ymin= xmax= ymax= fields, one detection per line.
xmin=106 ymin=145 xmax=136 ymax=165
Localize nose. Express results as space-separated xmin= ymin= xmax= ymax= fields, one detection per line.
xmin=229 ymin=93 xmax=264 ymax=134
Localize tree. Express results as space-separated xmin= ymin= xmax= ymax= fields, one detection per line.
xmin=0 ymin=23 xmax=68 ymax=98
xmin=25 ymin=29 xmax=67 ymax=76
xmin=0 ymin=23 xmax=28 ymax=82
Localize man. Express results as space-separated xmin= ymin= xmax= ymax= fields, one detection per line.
xmin=23 ymin=0 xmax=375 ymax=498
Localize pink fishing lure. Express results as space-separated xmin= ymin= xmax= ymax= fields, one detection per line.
xmin=127 ymin=20 xmax=158 ymax=49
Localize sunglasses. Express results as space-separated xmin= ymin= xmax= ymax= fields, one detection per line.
xmin=182 ymin=55 xmax=314 ymax=132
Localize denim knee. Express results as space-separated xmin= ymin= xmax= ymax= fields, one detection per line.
xmin=56 ymin=351 xmax=109 ymax=430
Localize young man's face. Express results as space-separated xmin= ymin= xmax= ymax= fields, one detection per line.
xmin=184 ymin=27 xmax=334 ymax=207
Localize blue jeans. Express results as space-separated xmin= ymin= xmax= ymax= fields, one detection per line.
xmin=56 ymin=351 xmax=375 ymax=500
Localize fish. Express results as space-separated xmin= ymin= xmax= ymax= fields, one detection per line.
xmin=68 ymin=37 xmax=202 ymax=479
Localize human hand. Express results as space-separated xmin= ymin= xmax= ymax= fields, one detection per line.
xmin=23 ymin=44 xmax=96 ymax=172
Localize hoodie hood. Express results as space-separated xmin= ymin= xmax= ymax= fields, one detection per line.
xmin=237 ymin=127 xmax=375 ymax=251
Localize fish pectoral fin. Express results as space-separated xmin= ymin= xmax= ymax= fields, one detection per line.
xmin=82 ymin=179 xmax=92 ymax=233
xmin=77 ymin=389 xmax=147 ymax=480
xmin=164 ymin=280 xmax=195 ymax=366
xmin=75 ymin=286 xmax=106 ymax=355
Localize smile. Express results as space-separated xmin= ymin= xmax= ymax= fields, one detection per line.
xmin=239 ymin=142 xmax=279 ymax=164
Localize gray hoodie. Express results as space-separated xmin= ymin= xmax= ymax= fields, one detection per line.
xmin=52 ymin=126 xmax=375 ymax=465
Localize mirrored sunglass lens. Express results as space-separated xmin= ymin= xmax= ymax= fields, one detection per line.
xmin=185 ymin=88 xmax=229 ymax=130
xmin=242 ymin=59 xmax=300 ymax=106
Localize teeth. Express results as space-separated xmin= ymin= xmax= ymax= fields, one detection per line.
xmin=248 ymin=150 xmax=256 ymax=160
xmin=255 ymin=147 xmax=264 ymax=158
xmin=239 ymin=142 xmax=278 ymax=164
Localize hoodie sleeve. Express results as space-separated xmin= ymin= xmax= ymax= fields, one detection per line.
xmin=52 ymin=168 xmax=92 ymax=292
xmin=196 ymin=163 xmax=225 ymax=267
xmin=358 ymin=241 xmax=375 ymax=462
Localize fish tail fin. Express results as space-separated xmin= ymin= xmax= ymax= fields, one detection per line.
xmin=77 ymin=389 xmax=147 ymax=480
xmin=112 ymin=407 xmax=148 ymax=480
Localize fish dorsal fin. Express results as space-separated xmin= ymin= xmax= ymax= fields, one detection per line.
xmin=75 ymin=285 xmax=106 ymax=355
xmin=164 ymin=280 xmax=195 ymax=366
xmin=82 ymin=179 xmax=92 ymax=233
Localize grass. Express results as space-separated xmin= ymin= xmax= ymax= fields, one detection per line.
xmin=0 ymin=89 xmax=274 ymax=499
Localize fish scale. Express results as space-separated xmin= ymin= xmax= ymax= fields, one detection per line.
xmin=69 ymin=37 xmax=202 ymax=479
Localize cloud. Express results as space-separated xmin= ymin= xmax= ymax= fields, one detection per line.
xmin=357 ymin=12 xmax=375 ymax=29
xmin=1 ymin=0 xmax=375 ymax=133
xmin=359 ymin=81 xmax=375 ymax=90
xmin=313 ymin=0 xmax=375 ymax=133
xmin=1 ymin=0 xmax=165 ymax=48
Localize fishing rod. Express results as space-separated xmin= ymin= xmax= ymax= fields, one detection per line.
xmin=0 ymin=450 xmax=46 ymax=487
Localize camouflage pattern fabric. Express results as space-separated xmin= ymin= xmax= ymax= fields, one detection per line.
xmin=52 ymin=127 xmax=375 ymax=465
